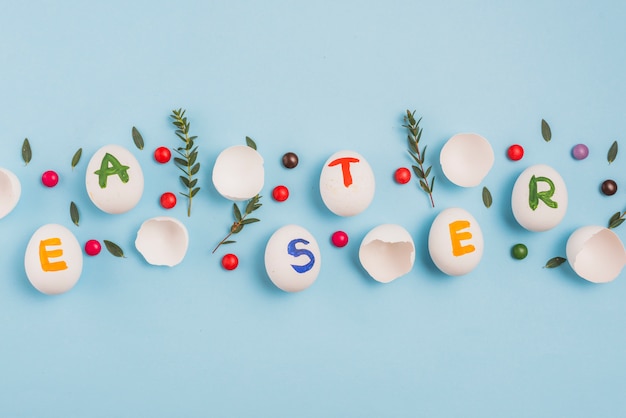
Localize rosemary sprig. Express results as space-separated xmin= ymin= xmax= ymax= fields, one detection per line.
xmin=403 ymin=110 xmax=435 ymax=207
xmin=170 ymin=108 xmax=200 ymax=217
xmin=212 ymin=194 xmax=262 ymax=254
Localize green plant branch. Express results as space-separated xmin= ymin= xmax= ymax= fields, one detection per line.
xmin=212 ymin=194 xmax=262 ymax=254
xmin=403 ymin=109 xmax=435 ymax=207
xmin=170 ymin=108 xmax=200 ymax=217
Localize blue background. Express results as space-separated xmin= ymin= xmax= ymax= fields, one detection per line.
xmin=1 ymin=1 xmax=625 ymax=417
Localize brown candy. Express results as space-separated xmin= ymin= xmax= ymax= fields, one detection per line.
xmin=282 ymin=152 xmax=299 ymax=169
xmin=602 ymin=179 xmax=617 ymax=196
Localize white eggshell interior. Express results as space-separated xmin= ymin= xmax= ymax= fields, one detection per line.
xmin=428 ymin=207 xmax=484 ymax=276
xmin=85 ymin=144 xmax=144 ymax=214
xmin=135 ymin=217 xmax=189 ymax=267
xmin=359 ymin=224 xmax=415 ymax=283
xmin=319 ymin=150 xmax=375 ymax=216
xmin=0 ymin=168 xmax=21 ymax=219
xmin=511 ymin=164 xmax=568 ymax=232
xmin=212 ymin=145 xmax=264 ymax=201
xmin=566 ymin=225 xmax=626 ymax=283
xmin=24 ymin=224 xmax=83 ymax=295
xmin=265 ymin=225 xmax=321 ymax=292
xmin=440 ymin=133 xmax=494 ymax=187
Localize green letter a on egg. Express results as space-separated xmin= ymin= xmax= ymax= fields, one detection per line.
xmin=95 ymin=153 xmax=130 ymax=188
xmin=528 ymin=175 xmax=558 ymax=210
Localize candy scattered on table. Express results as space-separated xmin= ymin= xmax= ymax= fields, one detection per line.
xmin=394 ymin=167 xmax=411 ymax=184
xmin=272 ymin=185 xmax=289 ymax=202
xmin=601 ymin=179 xmax=617 ymax=196
xmin=507 ymin=144 xmax=524 ymax=161
xmin=511 ymin=243 xmax=528 ymax=260
xmin=221 ymin=253 xmax=239 ymax=270
xmin=154 ymin=146 xmax=172 ymax=164
xmin=572 ymin=144 xmax=589 ymax=160
xmin=160 ymin=192 xmax=177 ymax=209
xmin=282 ymin=152 xmax=299 ymax=169
xmin=331 ymin=230 xmax=349 ymax=247
xmin=85 ymin=240 xmax=102 ymax=256
xmin=41 ymin=170 xmax=59 ymax=187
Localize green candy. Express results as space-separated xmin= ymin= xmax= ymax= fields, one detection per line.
xmin=511 ymin=243 xmax=528 ymax=260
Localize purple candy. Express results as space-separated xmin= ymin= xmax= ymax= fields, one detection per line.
xmin=572 ymin=144 xmax=589 ymax=160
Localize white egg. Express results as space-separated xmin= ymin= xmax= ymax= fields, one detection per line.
xmin=320 ymin=150 xmax=375 ymax=216
xmin=265 ymin=225 xmax=321 ymax=292
xmin=24 ymin=224 xmax=83 ymax=295
xmin=566 ymin=225 xmax=626 ymax=283
xmin=359 ymin=224 xmax=415 ymax=283
xmin=0 ymin=167 xmax=21 ymax=219
xmin=428 ymin=207 xmax=484 ymax=276
xmin=85 ymin=145 xmax=144 ymax=214
xmin=511 ymin=164 xmax=567 ymax=232
xmin=440 ymin=133 xmax=494 ymax=187
xmin=135 ymin=217 xmax=189 ymax=267
xmin=212 ymin=145 xmax=264 ymax=201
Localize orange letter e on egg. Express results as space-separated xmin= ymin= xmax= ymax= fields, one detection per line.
xmin=39 ymin=238 xmax=68 ymax=272
xmin=328 ymin=157 xmax=360 ymax=187
xmin=449 ymin=220 xmax=475 ymax=257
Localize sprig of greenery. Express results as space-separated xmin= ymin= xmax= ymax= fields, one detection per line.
xmin=212 ymin=194 xmax=262 ymax=254
xmin=608 ymin=210 xmax=626 ymax=229
xmin=403 ymin=110 xmax=435 ymax=207
xmin=170 ymin=109 xmax=200 ymax=217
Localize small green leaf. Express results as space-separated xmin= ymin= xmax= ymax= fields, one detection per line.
xmin=103 ymin=240 xmax=126 ymax=258
xmin=221 ymin=240 xmax=236 ymax=245
xmin=71 ymin=148 xmax=82 ymax=170
xmin=241 ymin=218 xmax=260 ymax=225
xmin=22 ymin=138 xmax=32 ymax=165
xmin=608 ymin=141 xmax=618 ymax=164
xmin=609 ymin=217 xmax=625 ymax=229
xmin=132 ymin=126 xmax=144 ymax=150
xmin=482 ymin=187 xmax=492 ymax=208
xmin=544 ymin=256 xmax=566 ymax=268
xmin=191 ymin=187 xmax=200 ymax=197
xmin=180 ymin=176 xmax=191 ymax=188
xmin=70 ymin=201 xmax=79 ymax=226
xmin=245 ymin=136 xmax=257 ymax=150
xmin=174 ymin=157 xmax=187 ymax=166
xmin=233 ymin=203 xmax=242 ymax=221
xmin=231 ymin=224 xmax=244 ymax=234
xmin=191 ymin=163 xmax=200 ymax=175
xmin=541 ymin=119 xmax=552 ymax=142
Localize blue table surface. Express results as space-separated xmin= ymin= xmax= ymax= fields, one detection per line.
xmin=1 ymin=1 xmax=625 ymax=417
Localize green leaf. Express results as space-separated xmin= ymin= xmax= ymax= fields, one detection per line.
xmin=541 ymin=119 xmax=551 ymax=142
xmin=482 ymin=187 xmax=492 ymax=208
xmin=608 ymin=140 xmax=618 ymax=164
xmin=70 ymin=201 xmax=79 ymax=226
xmin=246 ymin=136 xmax=257 ymax=150
xmin=191 ymin=187 xmax=200 ymax=197
xmin=221 ymin=240 xmax=236 ymax=245
xmin=71 ymin=148 xmax=82 ymax=170
xmin=413 ymin=165 xmax=425 ymax=179
xmin=22 ymin=138 xmax=32 ymax=165
xmin=132 ymin=126 xmax=144 ymax=150
xmin=191 ymin=163 xmax=200 ymax=175
xmin=233 ymin=203 xmax=242 ymax=221
xmin=232 ymin=224 xmax=244 ymax=234
xmin=430 ymin=176 xmax=435 ymax=192
xmin=180 ymin=176 xmax=191 ymax=188
xmin=103 ymin=240 xmax=126 ymax=258
xmin=421 ymin=145 xmax=427 ymax=162
xmin=189 ymin=178 xmax=198 ymax=188
xmin=544 ymin=256 xmax=566 ymax=268
xmin=424 ymin=166 xmax=432 ymax=179
xmin=241 ymin=218 xmax=260 ymax=225
xmin=408 ymin=137 xmax=418 ymax=153
xmin=174 ymin=157 xmax=187 ymax=166
xmin=609 ymin=216 xmax=625 ymax=229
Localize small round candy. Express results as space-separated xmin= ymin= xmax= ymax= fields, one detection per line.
xmin=601 ymin=179 xmax=617 ymax=196
xmin=85 ymin=239 xmax=102 ymax=256
xmin=331 ymin=230 xmax=349 ymax=248
xmin=160 ymin=192 xmax=177 ymax=209
xmin=282 ymin=152 xmax=299 ymax=169
xmin=507 ymin=144 xmax=524 ymax=161
xmin=221 ymin=253 xmax=239 ymax=270
xmin=154 ymin=146 xmax=172 ymax=164
xmin=572 ymin=144 xmax=589 ymax=160
xmin=41 ymin=170 xmax=59 ymax=187
xmin=394 ymin=167 xmax=411 ymax=184
xmin=511 ymin=243 xmax=528 ymax=260
xmin=272 ymin=185 xmax=289 ymax=202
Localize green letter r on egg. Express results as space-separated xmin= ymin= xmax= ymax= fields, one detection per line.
xmin=529 ymin=175 xmax=558 ymax=210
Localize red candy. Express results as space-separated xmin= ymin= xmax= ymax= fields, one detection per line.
xmin=394 ymin=167 xmax=411 ymax=184
xmin=507 ymin=144 xmax=524 ymax=161
xmin=84 ymin=240 xmax=102 ymax=256
xmin=160 ymin=192 xmax=177 ymax=209
xmin=154 ymin=147 xmax=172 ymax=164
xmin=41 ymin=170 xmax=59 ymax=187
xmin=331 ymin=231 xmax=349 ymax=247
xmin=272 ymin=185 xmax=289 ymax=202
xmin=221 ymin=253 xmax=239 ymax=270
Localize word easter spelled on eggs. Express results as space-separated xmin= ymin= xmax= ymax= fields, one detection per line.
xmin=3 ymin=133 xmax=624 ymax=296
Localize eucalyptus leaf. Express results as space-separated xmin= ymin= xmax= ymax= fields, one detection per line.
xmin=245 ymin=136 xmax=257 ymax=150
xmin=482 ymin=187 xmax=492 ymax=208
xmin=233 ymin=203 xmax=242 ymax=221
xmin=541 ymin=119 xmax=552 ymax=142
xmin=132 ymin=126 xmax=144 ymax=150
xmin=70 ymin=201 xmax=79 ymax=226
xmin=22 ymin=138 xmax=32 ymax=165
xmin=609 ymin=217 xmax=625 ymax=229
xmin=104 ymin=240 xmax=126 ymax=258
xmin=544 ymin=256 xmax=566 ymax=268
xmin=241 ymin=218 xmax=260 ymax=225
xmin=608 ymin=140 xmax=618 ymax=164
xmin=71 ymin=148 xmax=82 ymax=170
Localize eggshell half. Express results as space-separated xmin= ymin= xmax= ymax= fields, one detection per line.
xmin=511 ymin=164 xmax=567 ymax=232
xmin=0 ymin=168 xmax=21 ymax=219
xmin=428 ymin=207 xmax=484 ymax=276
xmin=24 ymin=224 xmax=83 ymax=295
xmin=566 ymin=225 xmax=626 ymax=283
xmin=212 ymin=145 xmax=264 ymax=201
xmin=135 ymin=217 xmax=189 ymax=267
xmin=265 ymin=225 xmax=321 ymax=292
xmin=320 ymin=150 xmax=375 ymax=216
xmin=359 ymin=224 xmax=415 ymax=283
xmin=85 ymin=145 xmax=144 ymax=214
xmin=440 ymin=133 xmax=494 ymax=187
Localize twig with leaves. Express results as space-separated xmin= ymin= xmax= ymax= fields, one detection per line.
xmin=608 ymin=210 xmax=626 ymax=229
xmin=212 ymin=194 xmax=262 ymax=254
xmin=170 ymin=109 xmax=200 ymax=217
xmin=403 ymin=110 xmax=435 ymax=207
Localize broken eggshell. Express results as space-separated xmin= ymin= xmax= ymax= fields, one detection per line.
xmin=135 ymin=217 xmax=189 ymax=267
xmin=440 ymin=133 xmax=494 ymax=187
xmin=320 ymin=150 xmax=375 ymax=216
xmin=85 ymin=145 xmax=144 ymax=214
xmin=359 ymin=224 xmax=415 ymax=283
xmin=212 ymin=145 xmax=264 ymax=201
xmin=566 ymin=225 xmax=626 ymax=283
xmin=0 ymin=168 xmax=21 ymax=219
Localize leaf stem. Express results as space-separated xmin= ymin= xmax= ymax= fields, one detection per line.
xmin=212 ymin=194 xmax=262 ymax=254
xmin=404 ymin=110 xmax=435 ymax=207
xmin=170 ymin=109 xmax=200 ymax=217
